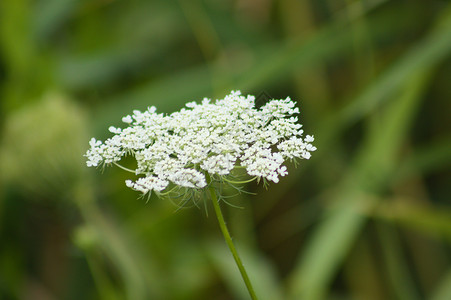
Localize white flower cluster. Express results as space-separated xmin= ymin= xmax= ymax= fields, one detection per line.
xmin=85 ymin=91 xmax=316 ymax=195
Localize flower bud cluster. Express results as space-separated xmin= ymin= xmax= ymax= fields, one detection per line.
xmin=85 ymin=91 xmax=316 ymax=195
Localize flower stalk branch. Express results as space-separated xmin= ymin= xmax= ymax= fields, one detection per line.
xmin=208 ymin=182 xmax=258 ymax=300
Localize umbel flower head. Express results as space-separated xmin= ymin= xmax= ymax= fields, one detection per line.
xmin=85 ymin=91 xmax=316 ymax=199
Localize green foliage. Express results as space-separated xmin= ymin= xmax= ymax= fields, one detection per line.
xmin=1 ymin=1 xmax=451 ymax=299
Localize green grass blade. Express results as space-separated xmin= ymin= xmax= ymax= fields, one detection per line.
xmin=286 ymin=22 xmax=445 ymax=300
xmin=430 ymin=270 xmax=451 ymax=300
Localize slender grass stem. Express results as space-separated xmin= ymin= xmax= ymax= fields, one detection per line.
xmin=208 ymin=184 xmax=258 ymax=300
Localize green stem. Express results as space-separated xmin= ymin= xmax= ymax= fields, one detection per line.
xmin=208 ymin=184 xmax=258 ymax=300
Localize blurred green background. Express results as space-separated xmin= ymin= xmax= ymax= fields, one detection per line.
xmin=1 ymin=0 xmax=451 ymax=299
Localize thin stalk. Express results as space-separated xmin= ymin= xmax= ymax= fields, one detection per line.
xmin=208 ymin=185 xmax=258 ymax=300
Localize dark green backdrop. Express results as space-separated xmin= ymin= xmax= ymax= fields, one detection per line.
xmin=1 ymin=1 xmax=451 ymax=299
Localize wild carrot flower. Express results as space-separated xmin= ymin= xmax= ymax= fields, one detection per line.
xmin=85 ymin=90 xmax=316 ymax=299
xmin=85 ymin=91 xmax=316 ymax=197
